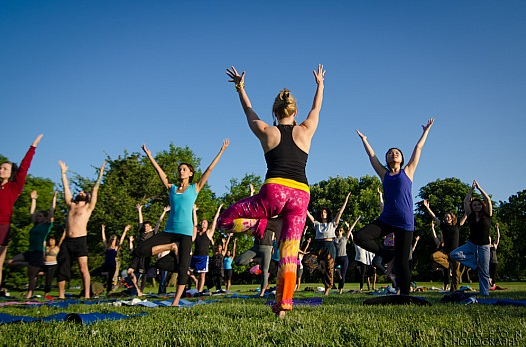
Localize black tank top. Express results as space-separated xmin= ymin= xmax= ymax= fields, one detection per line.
xmin=264 ymin=124 xmax=308 ymax=185
xmin=194 ymin=232 xmax=211 ymax=256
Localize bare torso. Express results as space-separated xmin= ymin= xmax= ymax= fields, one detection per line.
xmin=66 ymin=202 xmax=93 ymax=238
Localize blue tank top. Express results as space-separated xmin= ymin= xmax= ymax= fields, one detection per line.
xmin=165 ymin=184 xmax=198 ymax=236
xmin=223 ymin=257 xmax=233 ymax=270
xmin=378 ymin=169 xmax=414 ymax=231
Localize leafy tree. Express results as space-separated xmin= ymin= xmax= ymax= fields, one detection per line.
xmin=497 ymin=190 xmax=526 ymax=279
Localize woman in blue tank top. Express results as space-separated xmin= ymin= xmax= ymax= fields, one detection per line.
xmin=136 ymin=140 xmax=229 ymax=306
xmin=354 ymin=119 xmax=434 ymax=295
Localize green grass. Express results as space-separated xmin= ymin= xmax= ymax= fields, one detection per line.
xmin=1 ymin=282 xmax=525 ymax=347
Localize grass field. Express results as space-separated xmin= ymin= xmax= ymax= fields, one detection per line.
xmin=1 ymin=282 xmax=525 ymax=347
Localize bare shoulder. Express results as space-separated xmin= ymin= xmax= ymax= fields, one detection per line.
xmin=292 ymin=125 xmax=312 ymax=154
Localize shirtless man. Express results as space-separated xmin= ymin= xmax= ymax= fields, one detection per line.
xmin=57 ymin=160 xmax=105 ymax=299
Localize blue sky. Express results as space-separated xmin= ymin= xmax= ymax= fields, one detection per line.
xmin=1 ymin=1 xmax=524 ymax=204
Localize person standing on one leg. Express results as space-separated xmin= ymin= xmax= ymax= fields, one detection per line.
xmin=218 ymin=64 xmax=325 ymax=317
xmin=450 ymin=180 xmax=493 ymax=296
xmin=354 ymin=119 xmax=434 ymax=295
xmin=136 ymin=140 xmax=229 ymax=306
xmin=0 ymin=134 xmax=43 ymax=291
xmin=57 ymin=160 xmax=105 ymax=299
xmin=423 ymin=199 xmax=466 ymax=291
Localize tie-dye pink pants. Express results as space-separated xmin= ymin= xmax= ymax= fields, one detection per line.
xmin=217 ymin=179 xmax=310 ymax=313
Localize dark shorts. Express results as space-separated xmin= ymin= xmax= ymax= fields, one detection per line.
xmin=190 ymin=256 xmax=209 ymax=273
xmin=57 ymin=236 xmax=89 ymax=282
xmin=23 ymin=251 xmax=45 ymax=267
xmin=0 ymin=224 xmax=10 ymax=246
xmin=224 ymin=269 xmax=233 ymax=280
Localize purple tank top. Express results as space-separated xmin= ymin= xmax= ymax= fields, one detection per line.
xmin=378 ymin=169 xmax=414 ymax=231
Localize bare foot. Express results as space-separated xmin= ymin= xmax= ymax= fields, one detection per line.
xmin=277 ymin=311 xmax=286 ymax=319
xmin=324 ymin=288 xmax=330 ymax=296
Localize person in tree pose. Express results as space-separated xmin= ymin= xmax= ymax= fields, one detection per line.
xmin=423 ymin=199 xmax=466 ymax=291
xmin=0 ymin=134 xmax=43 ymax=291
xmin=450 ymin=180 xmax=493 ymax=296
xmin=218 ymin=64 xmax=325 ymax=317
xmin=136 ymin=140 xmax=229 ymax=306
xmin=191 ymin=204 xmax=223 ymax=293
xmin=354 ymin=119 xmax=434 ymax=295
xmin=57 ymin=160 xmax=105 ymax=299
xmin=306 ymin=191 xmax=351 ymax=296
xmin=91 ymin=224 xmax=129 ymax=295
xmin=7 ymin=190 xmax=56 ymax=298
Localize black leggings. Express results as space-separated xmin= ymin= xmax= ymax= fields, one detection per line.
xmin=43 ymin=264 xmax=57 ymax=293
xmin=354 ymin=220 xmax=413 ymax=295
xmin=135 ymin=232 xmax=192 ymax=286
xmin=348 ymin=260 xmax=367 ymax=290
xmin=335 ymin=256 xmax=349 ymax=290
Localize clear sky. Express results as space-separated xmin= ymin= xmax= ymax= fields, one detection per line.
xmin=1 ymin=1 xmax=525 ymax=204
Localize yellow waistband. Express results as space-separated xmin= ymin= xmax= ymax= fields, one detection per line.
xmin=264 ymin=178 xmax=310 ymax=193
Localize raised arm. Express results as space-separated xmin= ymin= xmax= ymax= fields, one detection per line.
xmin=136 ymin=204 xmax=144 ymax=229
xmin=299 ymin=64 xmax=325 ymax=136
xmin=142 ymin=144 xmax=172 ymax=189
xmin=249 ymin=183 xmax=255 ymax=197
xmin=129 ymin=235 xmax=135 ymax=252
xmin=226 ymin=66 xmax=270 ymax=139
xmin=207 ymin=204 xmax=224 ymax=239
xmin=117 ymin=225 xmax=130 ymax=252
xmin=356 ymin=130 xmax=388 ymax=180
xmin=495 ymin=223 xmax=500 ymax=248
xmin=59 ymin=161 xmax=73 ymax=206
xmin=154 ymin=205 xmax=170 ymax=234
xmin=299 ymin=237 xmax=311 ymax=255
xmin=58 ymin=230 xmax=66 ymax=248
xmin=333 ymin=191 xmax=351 ymax=226
xmin=431 ymin=221 xmax=441 ymax=248
xmin=89 ymin=161 xmax=106 ymax=210
xmin=423 ymin=199 xmax=441 ymax=225
xmin=412 ymin=235 xmax=420 ymax=253
xmin=222 ymin=234 xmax=232 ymax=256
xmin=232 ymin=239 xmax=236 ymax=258
xmin=404 ymin=118 xmax=434 ymax=180
xmin=346 ymin=216 xmax=362 ymax=239
xmin=49 ymin=191 xmax=57 ymax=222
xmin=474 ymin=180 xmax=492 ymax=217
xmin=463 ymin=182 xmax=476 ymax=218
xmin=306 ymin=210 xmax=315 ymax=224
xmin=30 ymin=190 xmax=38 ymax=223
xmin=101 ymin=224 xmax=108 ymax=249
xmin=195 ymin=139 xmax=229 ymax=193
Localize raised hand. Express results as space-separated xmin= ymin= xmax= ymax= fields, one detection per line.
xmin=356 ymin=129 xmax=367 ymax=141
xmin=163 ymin=205 xmax=171 ymax=212
xmin=141 ymin=144 xmax=152 ymax=157
xmin=422 ymin=118 xmax=434 ymax=132
xmin=226 ymin=66 xmax=245 ymax=85
xmin=423 ymin=199 xmax=430 ymax=208
xmin=136 ymin=204 xmax=142 ymax=211
xmin=221 ymin=138 xmax=230 ymax=151
xmin=124 ymin=225 xmax=131 ymax=232
xmin=30 ymin=190 xmax=38 ymax=199
xmin=313 ymin=64 xmax=325 ymax=85
xmin=58 ymin=160 xmax=68 ymax=173
xmin=32 ymin=134 xmax=44 ymax=147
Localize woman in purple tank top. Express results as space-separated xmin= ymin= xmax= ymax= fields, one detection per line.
xmin=354 ymin=119 xmax=434 ymax=295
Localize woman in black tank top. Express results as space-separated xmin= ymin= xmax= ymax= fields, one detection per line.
xmin=218 ymin=65 xmax=325 ymax=317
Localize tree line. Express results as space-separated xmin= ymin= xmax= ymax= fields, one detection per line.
xmin=2 ymin=145 xmax=524 ymax=287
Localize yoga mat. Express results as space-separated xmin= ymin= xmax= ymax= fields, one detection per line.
xmin=364 ymin=295 xmax=432 ymax=306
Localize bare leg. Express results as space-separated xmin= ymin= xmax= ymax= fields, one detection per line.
xmin=127 ymin=269 xmax=143 ymax=296
xmin=171 ymin=284 xmax=186 ymax=306
xmin=78 ymin=256 xmax=90 ymax=299
xmin=0 ymin=246 xmax=8 ymax=287
xmin=152 ymin=243 xmax=179 ymax=262
xmin=58 ymin=280 xmax=66 ymax=299
xmin=197 ymin=273 xmax=206 ymax=292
